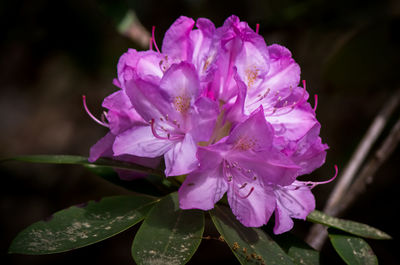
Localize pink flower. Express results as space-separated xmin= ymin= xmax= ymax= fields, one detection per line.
xmin=87 ymin=15 xmax=332 ymax=232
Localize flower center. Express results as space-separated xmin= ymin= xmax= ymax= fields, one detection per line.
xmin=245 ymin=65 xmax=259 ymax=88
xmin=234 ymin=136 xmax=257 ymax=151
xmin=173 ymin=95 xmax=191 ymax=113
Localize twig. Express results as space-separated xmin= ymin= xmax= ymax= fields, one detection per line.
xmin=335 ymin=116 xmax=400 ymax=215
xmin=306 ymin=90 xmax=400 ymax=250
xmin=325 ymin=90 xmax=400 ymax=215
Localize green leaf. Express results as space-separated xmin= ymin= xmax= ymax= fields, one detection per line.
xmin=273 ymin=233 xmax=320 ymax=265
xmin=307 ymin=210 xmax=391 ymax=240
xmin=9 ymin=195 xmax=157 ymax=255
xmin=5 ymin=155 xmax=164 ymax=177
xmin=328 ymin=229 xmax=378 ymax=265
xmin=210 ymin=205 xmax=295 ymax=265
xmin=132 ymin=192 xmax=204 ymax=265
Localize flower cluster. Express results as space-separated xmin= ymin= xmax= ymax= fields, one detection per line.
xmin=86 ymin=15 xmax=333 ymax=234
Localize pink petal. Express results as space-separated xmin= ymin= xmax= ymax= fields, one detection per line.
xmin=113 ymin=125 xmax=173 ymax=157
xmin=124 ymin=75 xmax=175 ymax=123
xmin=227 ymin=180 xmax=276 ymax=227
xmin=266 ymin=101 xmax=317 ymax=142
xmin=160 ymin=62 xmax=200 ymax=104
xmin=290 ymin=124 xmax=329 ymax=175
xmin=190 ymin=18 xmax=215 ymax=74
xmin=179 ymin=166 xmax=228 ymax=210
xmin=117 ymin=49 xmax=164 ymax=86
xmin=226 ymin=107 xmax=273 ymax=152
xmin=89 ymin=132 xmax=115 ymax=162
xmin=162 ymin=16 xmax=195 ymax=61
xmin=245 ymin=44 xmax=301 ymax=113
xmin=190 ymin=96 xmax=219 ymax=142
xmin=164 ymin=133 xmax=198 ymax=176
xmin=273 ymin=181 xmax=316 ymax=234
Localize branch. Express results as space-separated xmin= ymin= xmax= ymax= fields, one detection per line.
xmin=324 ymin=90 xmax=400 ymax=215
xmin=306 ymin=90 xmax=400 ymax=250
xmin=334 ymin=116 xmax=400 ymax=216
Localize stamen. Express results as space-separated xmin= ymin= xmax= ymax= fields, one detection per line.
xmin=237 ymin=187 xmax=254 ymax=199
xmin=152 ymin=26 xmax=160 ymax=53
xmin=313 ymin=94 xmax=318 ymax=112
xmin=256 ymin=24 xmax=260 ymax=34
xmin=303 ymin=165 xmax=339 ymax=189
xmin=264 ymin=81 xmax=308 ymax=116
xmin=82 ymin=95 xmax=108 ymax=127
xmin=149 ymin=119 xmax=169 ymax=140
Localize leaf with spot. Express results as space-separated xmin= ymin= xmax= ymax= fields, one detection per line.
xmin=272 ymin=232 xmax=320 ymax=265
xmin=210 ymin=205 xmax=295 ymax=265
xmin=132 ymin=192 xmax=204 ymax=265
xmin=9 ymin=195 xmax=157 ymax=254
xmin=307 ymin=210 xmax=391 ymax=240
xmin=328 ymin=229 xmax=378 ymax=265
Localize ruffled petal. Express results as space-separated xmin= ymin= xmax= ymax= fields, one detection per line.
xmin=117 ymin=49 xmax=163 ymax=86
xmin=289 ymin=124 xmax=329 ymax=175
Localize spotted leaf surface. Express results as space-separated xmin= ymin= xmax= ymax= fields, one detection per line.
xmin=307 ymin=210 xmax=391 ymax=240
xmin=328 ymin=230 xmax=378 ymax=265
xmin=131 ymin=192 xmax=204 ymax=265
xmin=9 ymin=195 xmax=156 ymax=254
xmin=210 ymin=205 xmax=295 ymax=265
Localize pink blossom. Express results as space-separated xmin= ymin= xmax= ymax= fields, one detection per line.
xmin=86 ymin=15 xmax=332 ymax=232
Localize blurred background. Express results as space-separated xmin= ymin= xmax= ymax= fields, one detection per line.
xmin=1 ymin=0 xmax=399 ymax=264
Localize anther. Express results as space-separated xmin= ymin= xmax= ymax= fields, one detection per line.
xmin=239 ymin=183 xmax=247 ymax=189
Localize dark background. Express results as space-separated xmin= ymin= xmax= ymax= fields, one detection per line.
xmin=1 ymin=0 xmax=399 ymax=264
